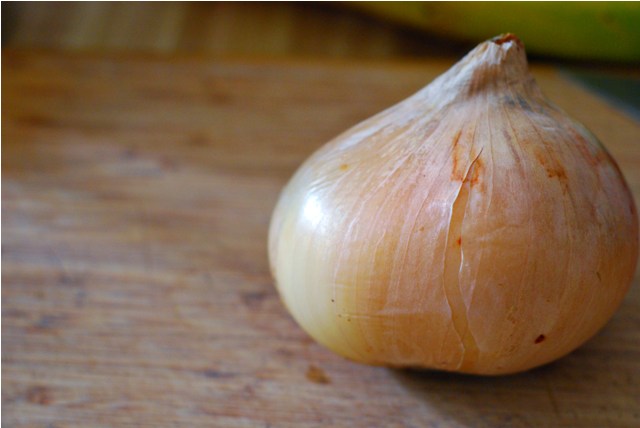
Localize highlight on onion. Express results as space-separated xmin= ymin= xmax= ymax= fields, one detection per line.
xmin=268 ymin=34 xmax=639 ymax=375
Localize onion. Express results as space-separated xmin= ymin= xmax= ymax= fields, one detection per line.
xmin=268 ymin=34 xmax=638 ymax=375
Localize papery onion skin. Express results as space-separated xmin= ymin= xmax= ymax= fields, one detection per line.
xmin=268 ymin=34 xmax=639 ymax=375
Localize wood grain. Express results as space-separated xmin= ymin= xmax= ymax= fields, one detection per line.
xmin=2 ymin=51 xmax=640 ymax=427
xmin=3 ymin=2 xmax=468 ymax=59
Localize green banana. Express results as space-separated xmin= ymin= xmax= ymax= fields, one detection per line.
xmin=348 ymin=2 xmax=640 ymax=62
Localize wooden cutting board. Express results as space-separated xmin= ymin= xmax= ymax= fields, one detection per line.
xmin=3 ymin=51 xmax=639 ymax=427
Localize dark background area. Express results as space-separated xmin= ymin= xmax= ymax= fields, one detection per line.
xmin=2 ymin=2 xmax=472 ymax=58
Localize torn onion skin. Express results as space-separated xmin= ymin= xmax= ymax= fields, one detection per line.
xmin=268 ymin=34 xmax=639 ymax=375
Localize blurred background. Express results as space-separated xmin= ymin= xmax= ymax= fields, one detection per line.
xmin=2 ymin=2 xmax=469 ymax=58
xmin=3 ymin=1 xmax=639 ymax=64
xmin=4 ymin=1 xmax=639 ymax=118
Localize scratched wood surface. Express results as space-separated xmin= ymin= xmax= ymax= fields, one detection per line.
xmin=2 ymin=51 xmax=639 ymax=428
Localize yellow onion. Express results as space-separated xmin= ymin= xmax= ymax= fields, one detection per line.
xmin=268 ymin=34 xmax=638 ymax=375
